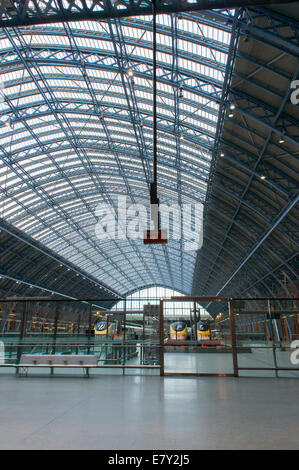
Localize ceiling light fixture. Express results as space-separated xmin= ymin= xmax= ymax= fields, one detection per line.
xmin=279 ymin=133 xmax=285 ymax=144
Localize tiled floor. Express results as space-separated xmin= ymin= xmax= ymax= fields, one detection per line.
xmin=0 ymin=373 xmax=299 ymax=450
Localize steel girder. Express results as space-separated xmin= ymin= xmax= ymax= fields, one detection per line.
xmin=195 ymin=193 xmax=298 ymax=298
xmin=3 ymin=97 xmax=296 ymax=198
xmin=0 ymin=220 xmax=120 ymax=297
xmin=3 ymin=28 xmax=164 ymax=292
xmin=0 ymin=5 xmax=297 ymax=300
xmin=196 ymin=217 xmax=297 ymax=298
xmin=213 ymin=192 xmax=298 ymax=295
xmin=2 ymin=139 xmax=274 ymax=241
xmin=194 ymin=6 xmax=299 ymax=57
xmin=60 ymin=21 xmax=170 ymax=288
xmin=192 ymin=6 xmax=299 ymax=303
xmin=1 ymin=30 xmax=163 ymax=291
xmin=0 ymin=12 xmax=233 ymax=295
xmin=0 ymin=0 xmax=296 ymax=28
xmin=0 ymin=297 xmax=97 ymax=327
xmin=0 ymin=219 xmax=120 ymax=304
xmin=200 ymin=221 xmax=298 ymax=292
xmin=204 ymin=7 xmax=241 ymax=210
xmin=198 ymin=239 xmax=295 ymax=300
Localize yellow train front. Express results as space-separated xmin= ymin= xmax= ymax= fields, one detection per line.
xmin=94 ymin=320 xmax=116 ymax=337
xmin=169 ymin=321 xmax=188 ymax=341
xmin=197 ymin=320 xmax=211 ymax=341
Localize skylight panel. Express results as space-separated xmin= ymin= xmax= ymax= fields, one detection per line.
xmin=0 ymin=12 xmax=232 ymax=295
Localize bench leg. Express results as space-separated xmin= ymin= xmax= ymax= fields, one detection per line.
xmin=16 ymin=366 xmax=28 ymax=376
xmin=85 ymin=367 xmax=89 ymax=378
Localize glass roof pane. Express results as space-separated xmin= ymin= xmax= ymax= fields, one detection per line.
xmin=0 ymin=12 xmax=231 ymax=295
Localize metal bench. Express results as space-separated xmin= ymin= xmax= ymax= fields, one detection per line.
xmin=17 ymin=354 xmax=98 ymax=377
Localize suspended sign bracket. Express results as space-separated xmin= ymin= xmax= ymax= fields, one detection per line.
xmin=144 ymin=0 xmax=168 ymax=245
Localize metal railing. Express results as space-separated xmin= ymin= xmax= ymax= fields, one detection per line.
xmin=0 ymin=341 xmax=161 ymax=374
xmin=0 ymin=296 xmax=298 ymax=377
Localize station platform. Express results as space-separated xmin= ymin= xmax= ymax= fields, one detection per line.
xmin=0 ymin=373 xmax=299 ymax=450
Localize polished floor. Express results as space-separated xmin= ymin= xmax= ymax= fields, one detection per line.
xmin=0 ymin=373 xmax=299 ymax=450
xmin=164 ymin=349 xmax=299 ymax=377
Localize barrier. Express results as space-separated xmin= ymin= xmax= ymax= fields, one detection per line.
xmin=0 ymin=341 xmax=4 ymax=365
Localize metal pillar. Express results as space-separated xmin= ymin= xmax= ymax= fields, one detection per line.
xmin=77 ymin=313 xmax=81 ymax=336
xmin=193 ymin=302 xmax=197 ymax=341
xmin=123 ymin=299 xmax=127 ymax=375
xmin=267 ymin=299 xmax=278 ymax=378
xmin=229 ymin=300 xmax=238 ymax=377
xmin=142 ymin=308 xmax=145 ymax=365
xmin=159 ymin=300 xmax=164 ymax=376
xmin=1 ymin=304 xmax=9 ymax=333
xmin=51 ymin=303 xmax=59 ymax=355
xmin=87 ymin=303 xmax=92 ymax=355
xmin=16 ymin=301 xmax=27 ymax=372
xmin=189 ymin=310 xmax=193 ymax=341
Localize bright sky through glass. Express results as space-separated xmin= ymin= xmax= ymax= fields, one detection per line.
xmin=0 ymin=12 xmax=232 ymax=295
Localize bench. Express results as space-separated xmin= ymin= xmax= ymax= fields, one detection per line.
xmin=17 ymin=354 xmax=98 ymax=377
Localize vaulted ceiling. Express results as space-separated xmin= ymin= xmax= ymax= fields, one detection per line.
xmin=0 ymin=2 xmax=297 ymax=303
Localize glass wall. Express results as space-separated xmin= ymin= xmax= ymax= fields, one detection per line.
xmin=112 ymin=286 xmax=211 ymax=319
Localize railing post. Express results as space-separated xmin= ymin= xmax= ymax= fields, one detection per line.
xmin=76 ymin=313 xmax=81 ymax=355
xmin=159 ymin=300 xmax=164 ymax=376
xmin=1 ymin=303 xmax=8 ymax=333
xmin=229 ymin=299 xmax=238 ymax=377
xmin=267 ymin=299 xmax=278 ymax=378
xmin=123 ymin=299 xmax=126 ymax=375
xmin=193 ymin=301 xmax=197 ymax=341
xmin=52 ymin=302 xmax=59 ymax=355
xmin=17 ymin=301 xmax=27 ymax=362
xmin=87 ymin=303 xmax=92 ymax=354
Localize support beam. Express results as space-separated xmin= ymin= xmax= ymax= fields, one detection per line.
xmin=0 ymin=1 xmax=297 ymax=28
xmin=215 ymin=192 xmax=299 ymax=296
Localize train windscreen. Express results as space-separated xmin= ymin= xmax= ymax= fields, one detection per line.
xmin=95 ymin=321 xmax=108 ymax=331
xmin=197 ymin=321 xmax=210 ymax=331
xmin=171 ymin=322 xmax=186 ymax=332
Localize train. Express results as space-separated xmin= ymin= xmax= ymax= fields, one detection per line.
xmin=169 ymin=320 xmax=211 ymax=342
xmin=94 ymin=320 xmax=117 ymax=336
xmin=94 ymin=320 xmax=154 ymax=338
xmin=197 ymin=320 xmax=211 ymax=341
xmin=169 ymin=321 xmax=188 ymax=340
xmin=95 ymin=319 xmax=211 ymax=342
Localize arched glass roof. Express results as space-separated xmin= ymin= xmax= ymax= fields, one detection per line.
xmin=0 ymin=12 xmax=232 ymax=295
